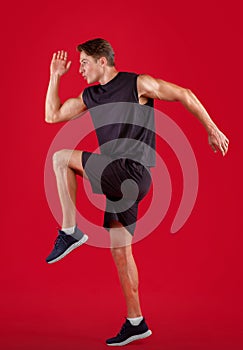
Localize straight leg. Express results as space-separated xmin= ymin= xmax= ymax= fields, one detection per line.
xmin=109 ymin=221 xmax=142 ymax=318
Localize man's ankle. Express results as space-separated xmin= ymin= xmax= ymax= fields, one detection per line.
xmin=127 ymin=316 xmax=143 ymax=326
xmin=61 ymin=225 xmax=76 ymax=234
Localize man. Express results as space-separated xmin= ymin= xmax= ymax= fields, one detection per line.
xmin=45 ymin=38 xmax=229 ymax=346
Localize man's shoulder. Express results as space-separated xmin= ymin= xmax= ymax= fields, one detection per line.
xmin=115 ymin=72 xmax=140 ymax=85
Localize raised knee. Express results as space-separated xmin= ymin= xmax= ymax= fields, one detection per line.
xmin=52 ymin=149 xmax=70 ymax=170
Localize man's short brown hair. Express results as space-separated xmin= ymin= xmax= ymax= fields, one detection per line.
xmin=77 ymin=38 xmax=115 ymax=67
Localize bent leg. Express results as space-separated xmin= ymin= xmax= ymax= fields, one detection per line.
xmin=53 ymin=149 xmax=87 ymax=228
xmin=110 ymin=221 xmax=142 ymax=318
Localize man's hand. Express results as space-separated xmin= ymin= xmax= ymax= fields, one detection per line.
xmin=45 ymin=49 xmax=86 ymax=123
xmin=208 ymin=127 xmax=229 ymax=156
xmin=50 ymin=50 xmax=71 ymax=76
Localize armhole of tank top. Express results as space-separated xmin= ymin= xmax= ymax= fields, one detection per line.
xmin=134 ymin=74 xmax=140 ymax=103
xmin=82 ymin=88 xmax=88 ymax=108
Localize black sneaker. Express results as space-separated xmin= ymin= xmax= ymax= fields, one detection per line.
xmin=106 ymin=318 xmax=152 ymax=346
xmin=46 ymin=226 xmax=88 ymax=264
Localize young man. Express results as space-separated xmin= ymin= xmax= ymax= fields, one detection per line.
xmin=45 ymin=38 xmax=229 ymax=346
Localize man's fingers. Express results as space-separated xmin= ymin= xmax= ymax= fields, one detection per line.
xmin=221 ymin=136 xmax=229 ymax=156
xmin=60 ymin=50 xmax=65 ymax=59
xmin=212 ymin=142 xmax=226 ymax=156
xmin=60 ymin=50 xmax=68 ymax=60
xmin=210 ymin=143 xmax=217 ymax=153
xmin=66 ymin=61 xmax=72 ymax=70
xmin=217 ymin=141 xmax=229 ymax=156
xmin=223 ymin=142 xmax=229 ymax=156
xmin=209 ymin=130 xmax=229 ymax=156
xmin=53 ymin=50 xmax=68 ymax=61
xmin=220 ymin=145 xmax=225 ymax=156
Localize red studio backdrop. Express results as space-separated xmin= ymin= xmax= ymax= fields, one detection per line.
xmin=1 ymin=1 xmax=242 ymax=349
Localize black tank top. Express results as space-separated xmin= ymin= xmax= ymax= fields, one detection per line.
xmin=82 ymin=72 xmax=155 ymax=167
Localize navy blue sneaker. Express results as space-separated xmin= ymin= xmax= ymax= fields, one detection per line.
xmin=46 ymin=226 xmax=88 ymax=264
xmin=106 ymin=318 xmax=152 ymax=346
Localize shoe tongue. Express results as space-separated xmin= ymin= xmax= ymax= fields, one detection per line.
xmin=58 ymin=230 xmax=67 ymax=236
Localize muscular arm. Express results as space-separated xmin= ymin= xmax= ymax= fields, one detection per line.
xmin=45 ymin=50 xmax=87 ymax=123
xmin=137 ymin=74 xmax=229 ymax=156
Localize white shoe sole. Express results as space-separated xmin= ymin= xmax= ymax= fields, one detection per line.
xmin=47 ymin=234 xmax=88 ymax=264
xmin=106 ymin=329 xmax=152 ymax=346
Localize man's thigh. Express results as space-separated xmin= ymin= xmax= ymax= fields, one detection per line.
xmin=68 ymin=150 xmax=88 ymax=178
xmin=109 ymin=221 xmax=133 ymax=248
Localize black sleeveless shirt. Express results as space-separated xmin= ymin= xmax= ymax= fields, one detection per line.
xmin=82 ymin=72 xmax=155 ymax=167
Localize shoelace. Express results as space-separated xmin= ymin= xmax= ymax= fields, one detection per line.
xmin=118 ymin=321 xmax=128 ymax=335
xmin=54 ymin=234 xmax=68 ymax=248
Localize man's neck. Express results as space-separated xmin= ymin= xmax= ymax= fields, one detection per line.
xmin=99 ymin=67 xmax=119 ymax=85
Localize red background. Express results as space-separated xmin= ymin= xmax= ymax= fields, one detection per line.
xmin=1 ymin=0 xmax=242 ymax=349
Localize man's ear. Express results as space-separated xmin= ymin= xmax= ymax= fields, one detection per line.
xmin=99 ymin=56 xmax=107 ymax=67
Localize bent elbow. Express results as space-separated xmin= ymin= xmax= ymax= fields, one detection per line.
xmin=181 ymin=88 xmax=194 ymax=105
xmin=186 ymin=88 xmax=193 ymax=98
xmin=183 ymin=88 xmax=192 ymax=97
xmin=45 ymin=116 xmax=52 ymax=123
xmin=45 ymin=116 xmax=54 ymax=123
xmin=45 ymin=113 xmax=58 ymax=124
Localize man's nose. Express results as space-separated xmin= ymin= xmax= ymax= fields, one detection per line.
xmin=79 ymin=65 xmax=83 ymax=73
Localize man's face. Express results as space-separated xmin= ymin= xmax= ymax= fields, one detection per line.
xmin=79 ymin=51 xmax=102 ymax=84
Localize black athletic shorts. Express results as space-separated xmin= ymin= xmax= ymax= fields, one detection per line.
xmin=82 ymin=152 xmax=152 ymax=235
